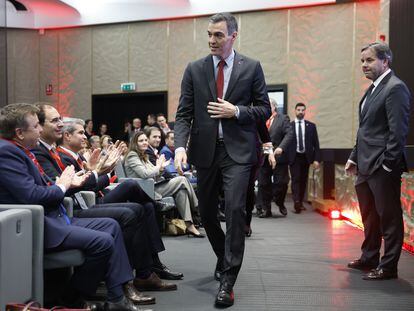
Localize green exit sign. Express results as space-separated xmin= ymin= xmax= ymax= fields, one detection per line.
xmin=121 ymin=82 xmax=136 ymax=92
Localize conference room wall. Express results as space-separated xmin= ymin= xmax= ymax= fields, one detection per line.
xmin=6 ymin=0 xmax=388 ymax=148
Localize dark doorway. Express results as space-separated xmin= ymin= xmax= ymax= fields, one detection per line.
xmin=389 ymin=0 xmax=414 ymax=145
xmin=92 ymin=92 xmax=168 ymax=140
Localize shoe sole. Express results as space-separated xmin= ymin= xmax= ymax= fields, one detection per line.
xmin=134 ymin=285 xmax=177 ymax=291
xmin=347 ymin=264 xmax=377 ymax=271
xmin=362 ymin=275 xmax=398 ymax=280
xmin=154 ymin=272 xmax=184 ymax=280
xmin=215 ymin=300 xmax=234 ymax=308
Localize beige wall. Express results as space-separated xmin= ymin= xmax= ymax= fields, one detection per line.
xmin=6 ymin=0 xmax=388 ymax=148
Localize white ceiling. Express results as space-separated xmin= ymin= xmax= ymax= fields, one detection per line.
xmin=5 ymin=0 xmax=336 ymax=29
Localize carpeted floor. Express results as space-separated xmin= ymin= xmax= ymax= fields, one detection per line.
xmin=152 ymin=200 xmax=414 ymax=311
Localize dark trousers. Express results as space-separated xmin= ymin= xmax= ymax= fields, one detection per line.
xmin=245 ymin=156 xmax=262 ymax=226
xmin=74 ymin=202 xmax=161 ymax=274
xmin=290 ymin=153 xmax=310 ymax=204
xmin=257 ymin=160 xmax=289 ymax=211
xmin=355 ymin=168 xmax=404 ymax=272
xmin=197 ymin=144 xmax=251 ymax=286
xmin=49 ymin=217 xmax=133 ymax=300
xmin=99 ymin=179 xmax=166 ymax=255
xmin=101 ymin=179 xmax=154 ymax=205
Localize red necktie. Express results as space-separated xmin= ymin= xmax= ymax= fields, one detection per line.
xmin=216 ymin=60 xmax=226 ymax=99
xmin=56 ymin=146 xmax=84 ymax=170
xmin=266 ymin=113 xmax=277 ymax=129
xmin=49 ymin=148 xmax=66 ymax=172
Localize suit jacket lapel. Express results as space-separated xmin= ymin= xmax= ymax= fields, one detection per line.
xmin=361 ymin=72 xmax=393 ymax=123
xmin=204 ymin=55 xmax=216 ymax=100
xmin=225 ymin=52 xmax=243 ymax=100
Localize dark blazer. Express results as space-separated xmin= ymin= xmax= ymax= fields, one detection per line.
xmin=349 ymin=72 xmax=411 ymax=176
xmin=32 ymin=143 xmax=62 ymax=181
xmin=145 ymin=147 xmax=158 ymax=166
xmin=268 ymin=114 xmax=293 ymax=165
xmin=58 ymin=150 xmax=110 ymax=192
xmin=289 ymin=120 xmax=321 ymax=165
xmin=0 ymin=140 xmax=79 ymax=248
xmin=175 ymin=52 xmax=271 ymax=168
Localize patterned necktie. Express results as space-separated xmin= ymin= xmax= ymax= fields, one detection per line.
xmin=49 ymin=148 xmax=66 ymax=172
xmin=216 ymin=60 xmax=226 ymax=99
xmin=298 ymin=121 xmax=304 ymax=152
xmin=361 ymin=83 xmax=375 ymax=115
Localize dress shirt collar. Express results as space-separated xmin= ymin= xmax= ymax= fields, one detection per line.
xmin=295 ymin=118 xmax=305 ymax=123
xmin=372 ymin=68 xmax=391 ymax=89
xmin=59 ymin=145 xmax=79 ymax=160
xmin=39 ymin=139 xmax=54 ymax=151
xmin=213 ymin=49 xmax=235 ymax=69
xmin=149 ymin=145 xmax=158 ymax=155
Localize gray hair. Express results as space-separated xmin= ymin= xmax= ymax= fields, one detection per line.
xmin=269 ymin=98 xmax=277 ymax=110
xmin=62 ymin=117 xmax=85 ymax=135
xmin=209 ymin=13 xmax=238 ymax=35
xmin=361 ymin=42 xmax=393 ymax=65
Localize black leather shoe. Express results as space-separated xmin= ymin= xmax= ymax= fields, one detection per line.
xmin=152 ymin=263 xmax=184 ymax=280
xmin=259 ymin=210 xmax=272 ymax=218
xmin=123 ymin=282 xmax=155 ymax=305
xmin=105 ymin=297 xmax=152 ymax=311
xmin=214 ymin=258 xmax=224 ymax=281
xmin=347 ymin=259 xmax=377 ymax=271
xmin=215 ymin=281 xmax=234 ymax=307
xmin=279 ymin=205 xmax=287 ymax=216
xmin=362 ymin=268 xmax=398 ymax=280
xmin=293 ymin=202 xmax=302 ymax=214
xmin=255 ymin=208 xmax=263 ymax=217
xmin=244 ymin=225 xmax=252 ymax=237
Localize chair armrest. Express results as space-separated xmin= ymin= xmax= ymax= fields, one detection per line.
xmin=115 ymin=178 xmax=156 ymax=200
xmin=63 ymin=197 xmax=74 ymax=217
xmin=79 ymin=191 xmax=96 ymax=208
xmin=0 ymin=204 xmax=44 ymax=304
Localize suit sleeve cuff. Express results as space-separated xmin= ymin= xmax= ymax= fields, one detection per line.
xmin=175 ymin=147 xmax=186 ymax=154
xmin=56 ymin=184 xmax=67 ymax=194
xmin=382 ymin=164 xmax=392 ymax=172
xmin=234 ymin=106 xmax=240 ymax=119
xmin=347 ymin=159 xmax=356 ymax=165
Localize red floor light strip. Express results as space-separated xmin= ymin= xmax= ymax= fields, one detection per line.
xmin=329 ymin=210 xmax=341 ymax=220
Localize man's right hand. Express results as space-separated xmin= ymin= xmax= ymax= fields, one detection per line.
xmin=345 ymin=160 xmax=357 ymax=176
xmin=56 ymin=165 xmax=75 ymax=189
xmin=174 ymin=150 xmax=187 ymax=176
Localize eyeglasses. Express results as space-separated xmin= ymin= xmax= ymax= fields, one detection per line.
xmin=46 ymin=117 xmax=63 ymax=124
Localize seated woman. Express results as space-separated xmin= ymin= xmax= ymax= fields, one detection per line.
xmin=124 ymin=131 xmax=204 ymax=238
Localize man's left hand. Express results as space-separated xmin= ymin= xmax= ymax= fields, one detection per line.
xmin=312 ymin=161 xmax=320 ymax=170
xmin=207 ymin=98 xmax=237 ymax=119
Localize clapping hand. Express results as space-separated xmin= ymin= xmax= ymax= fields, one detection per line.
xmin=71 ymin=170 xmax=92 ymax=187
xmin=56 ymin=165 xmax=76 ymax=189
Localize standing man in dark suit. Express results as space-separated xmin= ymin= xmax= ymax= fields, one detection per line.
xmin=174 ymin=12 xmax=271 ymax=307
xmin=345 ymin=42 xmax=411 ymax=280
xmin=0 ymin=103 xmax=143 ymax=311
xmin=289 ymin=103 xmax=320 ymax=213
xmin=257 ymin=98 xmax=293 ymax=218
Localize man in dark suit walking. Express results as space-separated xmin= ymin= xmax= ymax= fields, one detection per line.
xmin=289 ymin=103 xmax=320 ymax=213
xmin=345 ymin=42 xmax=411 ymax=280
xmin=174 ymin=12 xmax=270 ymax=307
xmin=257 ymin=98 xmax=293 ymax=218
